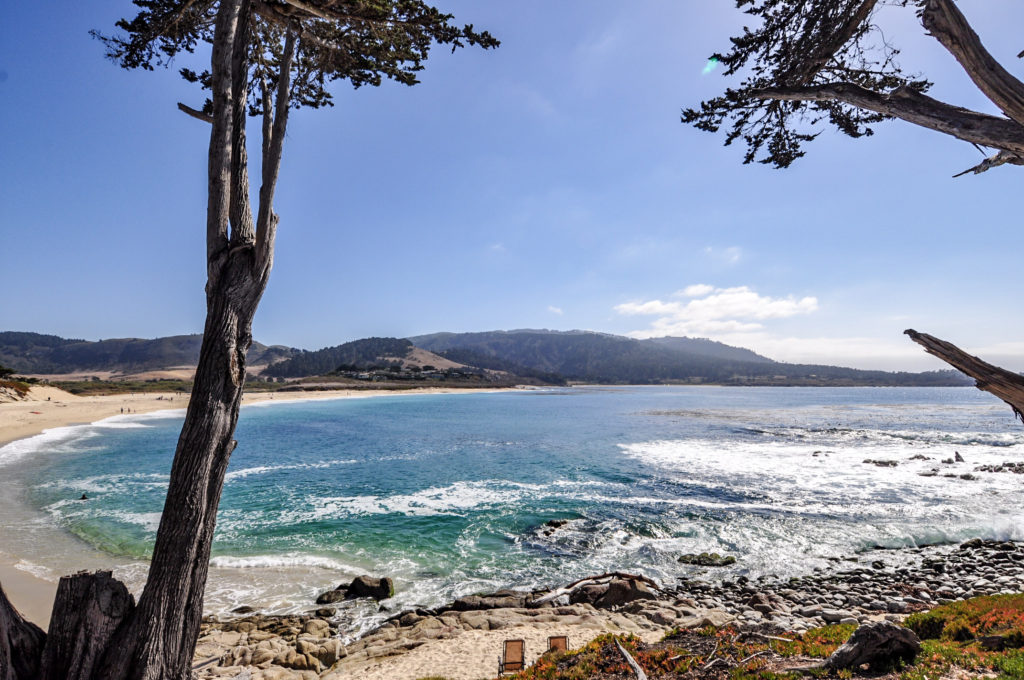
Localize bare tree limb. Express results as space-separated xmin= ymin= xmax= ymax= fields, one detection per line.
xmin=922 ymin=0 xmax=1024 ymax=127
xmin=614 ymin=638 xmax=649 ymax=680
xmin=952 ymin=149 xmax=1024 ymax=177
xmin=905 ymin=329 xmax=1024 ymax=422
xmin=177 ymin=102 xmax=213 ymax=123
xmin=255 ymin=28 xmax=297 ymax=273
xmin=279 ymin=0 xmax=332 ymax=21
xmin=753 ymin=83 xmax=1024 ymax=155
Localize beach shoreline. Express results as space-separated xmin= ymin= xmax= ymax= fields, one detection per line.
xmin=0 ymin=384 xmax=521 ymax=448
xmin=0 ymin=384 xmax=521 ymax=629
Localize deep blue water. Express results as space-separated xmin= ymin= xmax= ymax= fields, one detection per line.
xmin=2 ymin=386 xmax=1023 ymax=628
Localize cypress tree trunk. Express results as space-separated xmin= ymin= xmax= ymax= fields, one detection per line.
xmin=96 ymin=249 xmax=269 ymax=679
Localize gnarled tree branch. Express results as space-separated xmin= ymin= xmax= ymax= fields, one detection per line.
xmin=905 ymin=329 xmax=1024 ymax=422
xmin=922 ymin=0 xmax=1024 ymax=127
xmin=177 ymin=102 xmax=214 ymax=123
xmin=754 ymin=83 xmax=1024 ymax=155
xmin=952 ymin=149 xmax=1024 ymax=177
xmin=254 ymin=28 xmax=296 ymax=273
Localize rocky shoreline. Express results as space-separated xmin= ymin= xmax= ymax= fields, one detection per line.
xmin=194 ymin=538 xmax=1024 ymax=680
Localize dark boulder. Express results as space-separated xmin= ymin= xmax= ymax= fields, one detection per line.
xmin=315 ymin=589 xmax=347 ymax=605
xmin=448 ymin=590 xmax=529 ymax=611
xmin=824 ymin=622 xmax=921 ymax=670
xmin=593 ymin=578 xmax=657 ymax=609
xmin=345 ymin=575 xmax=394 ymax=601
xmin=678 ymin=552 xmax=736 ymax=567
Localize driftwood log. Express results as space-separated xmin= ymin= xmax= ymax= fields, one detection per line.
xmin=614 ymin=638 xmax=649 ymax=680
xmin=0 ymin=587 xmax=45 ymax=680
xmin=905 ymin=329 xmax=1024 ymax=421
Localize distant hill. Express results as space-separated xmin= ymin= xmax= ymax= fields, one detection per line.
xmin=0 ymin=332 xmax=297 ymax=375
xmin=409 ymin=329 xmax=971 ymax=386
xmin=0 ymin=329 xmax=973 ymax=387
xmin=643 ymin=336 xmax=773 ymax=364
xmin=260 ymin=337 xmax=463 ymax=378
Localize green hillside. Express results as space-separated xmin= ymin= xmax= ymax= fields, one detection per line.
xmin=261 ymin=337 xmax=417 ymax=378
xmin=410 ymin=329 xmax=971 ymax=386
xmin=0 ymin=332 xmax=297 ymax=374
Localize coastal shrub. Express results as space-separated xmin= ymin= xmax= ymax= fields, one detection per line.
xmin=905 ymin=594 xmax=1024 ymax=643
xmin=0 ymin=379 xmax=31 ymax=398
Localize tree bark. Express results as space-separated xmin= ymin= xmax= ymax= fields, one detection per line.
xmin=905 ymin=329 xmax=1024 ymax=422
xmin=0 ymin=585 xmax=45 ymax=680
xmin=921 ymin=0 xmax=1024 ymax=128
xmin=38 ymin=572 xmax=134 ymax=680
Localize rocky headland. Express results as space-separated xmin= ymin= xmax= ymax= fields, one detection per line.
xmin=193 ymin=538 xmax=1024 ymax=680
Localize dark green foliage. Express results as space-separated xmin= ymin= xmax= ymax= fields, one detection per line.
xmin=643 ymin=336 xmax=773 ymax=364
xmin=92 ymin=0 xmax=498 ymax=119
xmin=0 ymin=332 xmax=297 ymax=374
xmin=263 ymin=337 xmax=413 ymax=377
xmin=434 ymin=348 xmax=568 ymax=385
xmin=411 ymin=329 xmax=973 ymax=386
xmin=0 ymin=364 xmax=15 ymax=379
xmin=683 ymin=0 xmax=928 ymax=167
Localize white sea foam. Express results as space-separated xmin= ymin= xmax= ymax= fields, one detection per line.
xmin=224 ymin=459 xmax=358 ymax=482
xmin=283 ymin=479 xmax=552 ymax=521
xmin=13 ymin=559 xmax=55 ymax=581
xmin=209 ymin=553 xmax=360 ymax=571
xmin=0 ymin=425 xmax=99 ymax=466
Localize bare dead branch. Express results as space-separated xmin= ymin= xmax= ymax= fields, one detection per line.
xmin=278 ymin=0 xmax=331 ymax=21
xmin=177 ymin=102 xmax=214 ymax=123
xmin=922 ymin=0 xmax=1024 ymax=127
xmin=614 ymin=638 xmax=649 ymax=680
xmin=905 ymin=329 xmax=1024 ymax=422
xmin=255 ymin=28 xmax=296 ymax=272
xmin=952 ymin=149 xmax=1024 ymax=177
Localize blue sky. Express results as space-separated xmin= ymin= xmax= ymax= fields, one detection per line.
xmin=2 ymin=1 xmax=1023 ymax=371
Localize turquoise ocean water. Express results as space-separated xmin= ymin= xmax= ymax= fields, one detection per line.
xmin=1 ymin=386 xmax=1023 ymax=634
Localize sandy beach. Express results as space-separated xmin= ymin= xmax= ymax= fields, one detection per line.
xmin=0 ymin=384 xmax=514 ymax=631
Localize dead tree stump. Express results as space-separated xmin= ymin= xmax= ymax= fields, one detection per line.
xmin=38 ymin=571 xmax=134 ymax=680
xmin=0 ymin=586 xmax=46 ymax=680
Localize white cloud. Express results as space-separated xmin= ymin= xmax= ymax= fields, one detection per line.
xmin=616 ymin=285 xmax=818 ymax=337
xmin=548 ymin=305 xmax=564 ymax=315
xmin=676 ymin=284 xmax=714 ymax=298
xmin=612 ymin=284 xmax=1000 ymax=370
